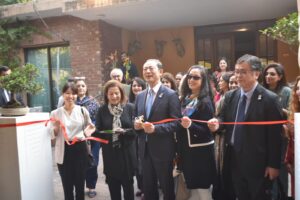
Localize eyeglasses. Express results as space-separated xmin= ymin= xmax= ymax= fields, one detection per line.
xmin=187 ymin=75 xmax=202 ymax=80
xmin=112 ymin=75 xmax=121 ymax=78
xmin=234 ymin=69 xmax=252 ymax=75
xmin=143 ymin=66 xmax=158 ymax=71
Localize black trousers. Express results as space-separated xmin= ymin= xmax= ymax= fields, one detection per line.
xmin=230 ymin=147 xmax=273 ymax=200
xmin=142 ymin=145 xmax=175 ymax=200
xmin=106 ymin=176 xmax=134 ymax=200
xmin=58 ymin=142 xmax=87 ymax=200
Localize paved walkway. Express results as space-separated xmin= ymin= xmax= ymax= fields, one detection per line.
xmin=52 ymin=148 xmax=142 ymax=200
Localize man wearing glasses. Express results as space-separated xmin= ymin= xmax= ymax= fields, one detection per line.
xmin=208 ymin=54 xmax=283 ymax=200
xmin=134 ymin=59 xmax=181 ymax=200
xmin=110 ymin=68 xmax=130 ymax=97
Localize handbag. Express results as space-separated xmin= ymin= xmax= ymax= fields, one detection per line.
xmin=174 ymin=171 xmax=191 ymax=200
xmin=81 ymin=107 xmax=96 ymax=169
xmin=86 ymin=141 xmax=96 ymax=169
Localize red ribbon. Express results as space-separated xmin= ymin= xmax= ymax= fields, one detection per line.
xmin=152 ymin=118 xmax=290 ymax=125
xmin=0 ymin=118 xmax=108 ymax=145
xmin=45 ymin=118 xmax=109 ymax=145
xmin=0 ymin=120 xmax=47 ymax=128
xmin=0 ymin=117 xmax=291 ymax=145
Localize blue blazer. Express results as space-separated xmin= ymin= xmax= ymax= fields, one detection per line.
xmin=135 ymin=85 xmax=181 ymax=162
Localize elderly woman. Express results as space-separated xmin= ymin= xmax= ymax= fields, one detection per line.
xmin=75 ymin=78 xmax=100 ymax=198
xmin=178 ymin=65 xmax=216 ymax=200
xmin=94 ymin=80 xmax=136 ymax=200
xmin=50 ymin=83 xmax=95 ymax=200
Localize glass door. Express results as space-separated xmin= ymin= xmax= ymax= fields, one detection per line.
xmin=26 ymin=46 xmax=71 ymax=112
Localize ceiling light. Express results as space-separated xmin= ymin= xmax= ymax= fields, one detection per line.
xmin=236 ymin=28 xmax=248 ymax=32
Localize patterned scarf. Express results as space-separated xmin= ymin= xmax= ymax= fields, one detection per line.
xmin=108 ymin=103 xmax=123 ymax=130
xmin=181 ymin=96 xmax=198 ymax=117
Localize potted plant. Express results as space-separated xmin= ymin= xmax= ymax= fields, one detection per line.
xmin=0 ymin=63 xmax=43 ymax=116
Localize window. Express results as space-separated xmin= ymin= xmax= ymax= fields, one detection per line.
xmin=25 ymin=46 xmax=71 ymax=112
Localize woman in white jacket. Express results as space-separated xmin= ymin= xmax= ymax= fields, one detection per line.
xmin=50 ymin=82 xmax=95 ymax=200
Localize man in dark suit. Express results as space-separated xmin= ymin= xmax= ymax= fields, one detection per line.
xmin=134 ymin=59 xmax=181 ymax=200
xmin=0 ymin=66 xmax=12 ymax=107
xmin=208 ymin=54 xmax=283 ymax=200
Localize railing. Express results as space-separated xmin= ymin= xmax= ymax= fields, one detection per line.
xmin=64 ymin=0 xmax=148 ymax=11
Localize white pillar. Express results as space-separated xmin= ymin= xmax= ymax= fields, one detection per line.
xmin=295 ymin=113 xmax=300 ymax=200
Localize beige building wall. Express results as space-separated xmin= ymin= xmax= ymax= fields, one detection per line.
xmin=122 ymin=27 xmax=196 ymax=76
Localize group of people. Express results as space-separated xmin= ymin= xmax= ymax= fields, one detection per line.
xmin=44 ymin=53 xmax=298 ymax=200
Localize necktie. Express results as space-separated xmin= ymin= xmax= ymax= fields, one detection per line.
xmin=146 ymin=89 xmax=154 ymax=118
xmin=4 ymin=89 xmax=10 ymax=103
xmin=232 ymin=94 xmax=247 ymax=151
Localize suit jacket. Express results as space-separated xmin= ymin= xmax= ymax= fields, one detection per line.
xmin=177 ymin=96 xmax=216 ymax=189
xmin=135 ymin=85 xmax=181 ymax=162
xmin=218 ymin=84 xmax=283 ymax=178
xmin=0 ymin=88 xmax=9 ymax=107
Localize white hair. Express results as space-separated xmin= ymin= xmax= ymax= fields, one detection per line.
xmin=110 ymin=68 xmax=123 ymax=78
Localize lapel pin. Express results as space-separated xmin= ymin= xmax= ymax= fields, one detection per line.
xmin=159 ymin=93 xmax=164 ymax=98
xmin=258 ymin=94 xmax=262 ymax=101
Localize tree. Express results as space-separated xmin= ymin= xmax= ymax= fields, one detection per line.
xmin=260 ymin=12 xmax=298 ymax=47
xmin=0 ymin=19 xmax=38 ymax=69
xmin=0 ymin=0 xmax=31 ymax=6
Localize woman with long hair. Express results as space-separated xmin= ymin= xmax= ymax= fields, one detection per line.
xmin=178 ymin=65 xmax=216 ymax=199
xmin=128 ymin=77 xmax=146 ymax=104
xmin=214 ymin=72 xmax=233 ymax=110
xmin=213 ymin=57 xmax=230 ymax=86
xmin=262 ymin=63 xmax=291 ymax=198
xmin=128 ymin=77 xmax=146 ymax=197
xmin=262 ymin=63 xmax=291 ymax=112
xmin=284 ymin=76 xmax=300 ymax=199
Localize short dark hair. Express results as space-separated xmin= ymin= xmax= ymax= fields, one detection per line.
xmin=0 ymin=66 xmax=10 ymax=75
xmin=62 ymin=83 xmax=78 ymax=95
xmin=103 ymin=80 xmax=126 ymax=104
xmin=236 ymin=54 xmax=262 ymax=71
